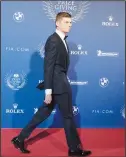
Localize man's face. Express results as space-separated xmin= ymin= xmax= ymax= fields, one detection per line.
xmin=56 ymin=17 xmax=72 ymax=33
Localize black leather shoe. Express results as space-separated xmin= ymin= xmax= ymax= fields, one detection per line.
xmin=11 ymin=137 xmax=30 ymax=153
xmin=68 ymin=149 xmax=91 ymax=156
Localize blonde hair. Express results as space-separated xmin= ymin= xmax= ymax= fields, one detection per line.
xmin=55 ymin=12 xmax=72 ymax=22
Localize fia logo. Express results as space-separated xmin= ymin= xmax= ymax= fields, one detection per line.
xmin=5 ymin=71 xmax=27 ymax=90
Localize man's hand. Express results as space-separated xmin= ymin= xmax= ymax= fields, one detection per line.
xmin=44 ymin=94 xmax=52 ymax=104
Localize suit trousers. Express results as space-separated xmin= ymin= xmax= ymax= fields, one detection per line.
xmin=18 ymin=86 xmax=81 ymax=150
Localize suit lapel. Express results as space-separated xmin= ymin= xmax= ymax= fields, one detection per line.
xmin=54 ymin=32 xmax=70 ymax=68
xmin=54 ymin=32 xmax=69 ymax=54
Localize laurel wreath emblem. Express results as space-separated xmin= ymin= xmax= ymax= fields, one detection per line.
xmin=42 ymin=1 xmax=91 ymax=23
xmin=5 ymin=72 xmax=27 ymax=90
xmin=38 ymin=41 xmax=45 ymax=58
xmin=120 ymin=105 xmax=125 ymax=119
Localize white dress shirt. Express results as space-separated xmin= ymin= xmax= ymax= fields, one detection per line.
xmin=45 ymin=29 xmax=68 ymax=95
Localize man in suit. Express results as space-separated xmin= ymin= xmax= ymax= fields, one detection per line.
xmin=11 ymin=12 xmax=91 ymax=156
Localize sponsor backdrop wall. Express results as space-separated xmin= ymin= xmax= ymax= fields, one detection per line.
xmin=1 ymin=1 xmax=125 ymax=128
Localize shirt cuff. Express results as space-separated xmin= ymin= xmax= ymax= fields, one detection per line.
xmin=45 ymin=89 xmax=52 ymax=95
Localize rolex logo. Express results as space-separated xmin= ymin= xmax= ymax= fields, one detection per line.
xmin=71 ymin=44 xmax=88 ymax=55
xmin=108 ymin=15 xmax=113 ymax=21
xmin=77 ymin=44 xmax=82 ymax=50
xmin=13 ymin=103 xmax=18 ymax=109
xmin=6 ymin=103 xmax=24 ymax=114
